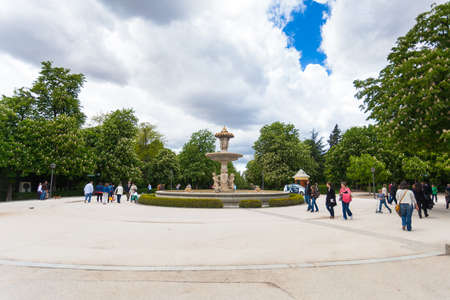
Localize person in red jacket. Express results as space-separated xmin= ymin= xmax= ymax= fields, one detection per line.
xmin=339 ymin=182 xmax=353 ymax=220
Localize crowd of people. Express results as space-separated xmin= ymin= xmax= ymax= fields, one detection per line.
xmin=303 ymin=179 xmax=449 ymax=231
xmin=83 ymin=181 xmax=139 ymax=204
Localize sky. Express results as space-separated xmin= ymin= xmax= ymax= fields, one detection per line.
xmin=0 ymin=0 xmax=445 ymax=172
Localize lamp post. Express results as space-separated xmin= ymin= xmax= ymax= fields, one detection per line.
xmin=170 ymin=170 xmax=173 ymax=190
xmin=371 ymin=167 xmax=375 ymax=199
xmin=49 ymin=163 xmax=56 ymax=198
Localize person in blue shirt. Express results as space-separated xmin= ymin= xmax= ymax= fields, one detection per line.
xmin=102 ymin=183 xmax=110 ymax=205
xmin=95 ymin=182 xmax=104 ymax=202
xmin=377 ymin=188 xmax=392 ymax=213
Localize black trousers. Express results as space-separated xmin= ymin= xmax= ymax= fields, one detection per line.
xmin=96 ymin=193 xmax=102 ymax=202
xmin=326 ymin=203 xmax=335 ymax=217
xmin=417 ymin=201 xmax=428 ymax=218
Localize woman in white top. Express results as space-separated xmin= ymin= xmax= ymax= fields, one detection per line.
xmin=115 ymin=183 xmax=124 ymax=204
xmin=396 ymin=181 xmax=417 ymax=231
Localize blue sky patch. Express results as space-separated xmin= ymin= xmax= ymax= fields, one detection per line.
xmin=283 ymin=0 xmax=329 ymax=69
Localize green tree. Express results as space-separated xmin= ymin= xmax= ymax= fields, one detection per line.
xmin=401 ymin=156 xmax=431 ymax=181
xmin=324 ymin=126 xmax=378 ymax=184
xmin=150 ymin=148 xmax=180 ymax=188
xmin=346 ymin=154 xmax=390 ymax=192
xmin=354 ymin=3 xmax=450 ymax=153
xmin=304 ymin=129 xmax=326 ymax=183
xmin=0 ymin=62 xmax=91 ymax=200
xmin=135 ymin=122 xmax=164 ymax=162
xmin=94 ymin=109 xmax=142 ymax=184
xmin=247 ymin=122 xmax=317 ymax=189
xmin=178 ymin=129 xmax=217 ymax=188
xmin=327 ymin=124 xmax=341 ymax=149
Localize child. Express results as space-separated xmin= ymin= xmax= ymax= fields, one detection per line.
xmin=130 ymin=191 xmax=138 ymax=203
xmin=377 ymin=189 xmax=392 ymax=213
xmin=431 ymin=184 xmax=438 ymax=203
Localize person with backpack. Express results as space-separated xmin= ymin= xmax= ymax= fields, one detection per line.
xmin=396 ymin=181 xmax=417 ymax=231
xmin=325 ymin=182 xmax=336 ymax=219
xmin=310 ymin=183 xmax=319 ymax=213
xmin=305 ymin=180 xmax=312 ymax=212
xmin=414 ymin=182 xmax=428 ymax=218
xmin=339 ymin=182 xmax=353 ymax=220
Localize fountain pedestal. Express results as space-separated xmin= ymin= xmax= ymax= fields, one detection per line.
xmin=205 ymin=127 xmax=242 ymax=192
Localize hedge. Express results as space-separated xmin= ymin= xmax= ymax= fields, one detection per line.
xmin=269 ymin=193 xmax=304 ymax=207
xmin=239 ymin=199 xmax=262 ymax=208
xmin=138 ymin=194 xmax=223 ymax=208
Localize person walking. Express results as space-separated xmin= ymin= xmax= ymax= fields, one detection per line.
xmin=41 ymin=181 xmax=48 ymax=200
xmin=37 ymin=182 xmax=43 ymax=200
xmin=115 ymin=183 xmax=123 ymax=204
xmin=84 ymin=181 xmax=94 ymax=203
xmin=95 ymin=182 xmax=104 ymax=202
xmin=340 ymin=182 xmax=353 ymax=220
xmin=147 ymin=183 xmax=152 ymax=192
xmin=305 ymin=180 xmax=312 ymax=212
xmin=390 ymin=182 xmax=398 ymax=204
xmin=431 ymin=184 xmax=438 ymax=203
xmin=325 ymin=182 xmax=336 ymax=218
xmin=102 ymin=183 xmax=110 ymax=205
xmin=382 ymin=184 xmax=388 ymax=202
xmin=377 ymin=188 xmax=392 ymax=213
xmin=414 ymin=182 xmax=428 ymax=218
xmin=396 ymin=181 xmax=417 ymax=231
xmin=125 ymin=181 xmax=132 ymax=201
xmin=310 ymin=183 xmax=319 ymax=213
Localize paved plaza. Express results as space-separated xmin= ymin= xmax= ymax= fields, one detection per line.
xmin=0 ymin=193 xmax=449 ymax=299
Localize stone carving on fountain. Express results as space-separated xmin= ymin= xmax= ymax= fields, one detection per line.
xmin=206 ymin=127 xmax=243 ymax=192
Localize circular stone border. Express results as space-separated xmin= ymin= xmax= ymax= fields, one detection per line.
xmin=0 ymin=251 xmax=443 ymax=272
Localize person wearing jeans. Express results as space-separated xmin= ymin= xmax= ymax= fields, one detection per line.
xmin=115 ymin=183 xmax=123 ymax=204
xmin=305 ymin=180 xmax=311 ymax=211
xmin=84 ymin=181 xmax=94 ymax=203
xmin=310 ymin=183 xmax=319 ymax=213
xmin=396 ymin=181 xmax=417 ymax=231
xmin=340 ymin=182 xmax=353 ymax=220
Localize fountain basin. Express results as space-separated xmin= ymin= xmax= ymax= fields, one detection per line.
xmin=205 ymin=152 xmax=243 ymax=162
xmin=156 ymin=190 xmax=289 ymax=207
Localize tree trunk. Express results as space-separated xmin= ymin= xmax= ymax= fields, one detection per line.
xmin=6 ymin=182 xmax=13 ymax=201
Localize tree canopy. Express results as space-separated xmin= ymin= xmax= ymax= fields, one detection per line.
xmin=354 ymin=3 xmax=449 ymax=153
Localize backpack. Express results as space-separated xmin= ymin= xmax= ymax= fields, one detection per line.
xmin=342 ymin=189 xmax=352 ymax=203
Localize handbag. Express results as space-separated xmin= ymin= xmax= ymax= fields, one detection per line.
xmin=395 ymin=191 xmax=408 ymax=217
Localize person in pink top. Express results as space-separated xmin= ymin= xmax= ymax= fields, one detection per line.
xmin=339 ymin=182 xmax=353 ymax=220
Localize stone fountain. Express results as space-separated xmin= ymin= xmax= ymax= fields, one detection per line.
xmin=206 ymin=127 xmax=243 ymax=192
xmin=155 ymin=126 xmax=289 ymax=207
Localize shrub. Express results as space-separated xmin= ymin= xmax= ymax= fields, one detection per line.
xmin=269 ymin=193 xmax=304 ymax=207
xmin=138 ymin=194 xmax=223 ymax=208
xmin=239 ymin=199 xmax=262 ymax=208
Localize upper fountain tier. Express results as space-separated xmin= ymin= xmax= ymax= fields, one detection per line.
xmin=206 ymin=127 xmax=242 ymax=162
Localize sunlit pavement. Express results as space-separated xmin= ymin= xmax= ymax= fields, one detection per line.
xmin=0 ymin=193 xmax=449 ymax=299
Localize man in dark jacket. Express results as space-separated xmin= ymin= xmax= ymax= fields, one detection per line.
xmin=305 ymin=180 xmax=311 ymax=211
xmin=389 ymin=183 xmax=398 ymax=204
xmin=125 ymin=181 xmax=132 ymax=201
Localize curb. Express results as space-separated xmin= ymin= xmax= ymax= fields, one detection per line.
xmin=0 ymin=251 xmax=444 ymax=272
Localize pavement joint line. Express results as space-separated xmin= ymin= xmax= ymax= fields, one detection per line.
xmin=250 ymin=209 xmax=433 ymax=250
xmin=0 ymin=251 xmax=444 ymax=272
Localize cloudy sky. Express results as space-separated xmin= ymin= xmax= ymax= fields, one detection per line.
xmin=0 ymin=0 xmax=444 ymax=171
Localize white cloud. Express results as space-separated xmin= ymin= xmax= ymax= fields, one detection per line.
xmin=0 ymin=0 xmax=444 ymax=172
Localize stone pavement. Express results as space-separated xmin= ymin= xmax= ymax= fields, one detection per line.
xmin=0 ymin=193 xmax=449 ymax=299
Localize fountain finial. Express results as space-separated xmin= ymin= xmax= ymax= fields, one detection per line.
xmin=215 ymin=127 xmax=234 ymax=152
